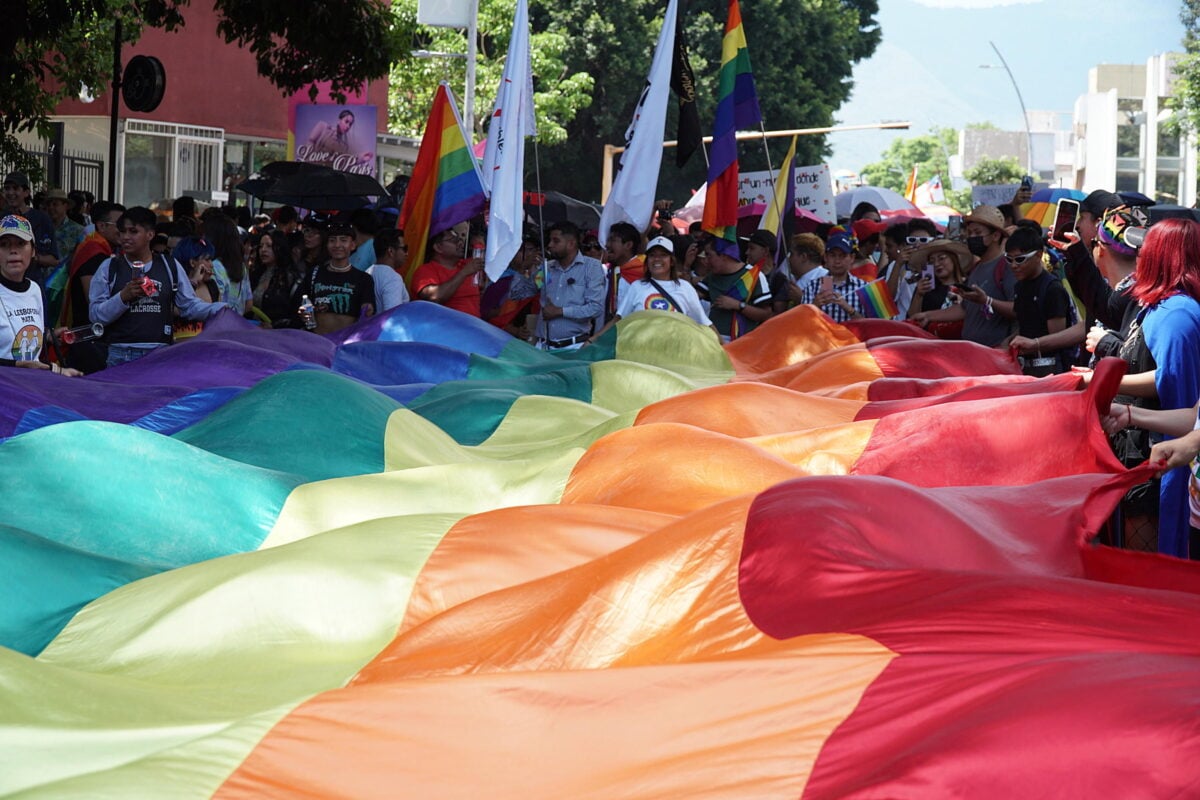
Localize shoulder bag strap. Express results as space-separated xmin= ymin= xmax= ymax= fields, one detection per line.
xmin=646 ymin=278 xmax=685 ymax=313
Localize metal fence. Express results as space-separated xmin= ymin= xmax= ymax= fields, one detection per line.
xmin=2 ymin=148 xmax=106 ymax=197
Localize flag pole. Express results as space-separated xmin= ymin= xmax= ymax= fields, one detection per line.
xmin=756 ymin=122 xmax=775 ymax=175
xmin=533 ymin=138 xmax=546 ymax=253
xmin=774 ymin=135 xmax=797 ymax=242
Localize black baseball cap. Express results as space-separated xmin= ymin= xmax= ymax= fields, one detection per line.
xmin=1080 ymin=190 xmax=1122 ymax=218
xmin=740 ymin=229 xmax=778 ymax=254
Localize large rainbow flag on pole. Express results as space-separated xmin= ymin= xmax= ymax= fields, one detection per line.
xmin=399 ymin=82 xmax=487 ymax=281
xmin=701 ymin=0 xmax=761 ymax=255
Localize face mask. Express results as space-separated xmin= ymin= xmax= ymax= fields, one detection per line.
xmin=966 ymin=236 xmax=988 ymax=257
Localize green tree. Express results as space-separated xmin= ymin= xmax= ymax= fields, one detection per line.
xmin=1165 ymin=0 xmax=1200 ymax=135
xmin=387 ymin=0 xmax=594 ymax=146
xmin=964 ymin=156 xmax=1023 ymax=186
xmin=1 ymin=0 xmax=409 ymax=181
xmin=490 ymin=0 xmax=881 ymax=203
xmin=860 ymin=128 xmax=958 ymax=194
xmin=857 ymin=127 xmax=976 ymax=211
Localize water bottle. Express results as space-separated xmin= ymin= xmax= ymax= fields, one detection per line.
xmin=299 ymin=294 xmax=317 ymax=330
xmin=59 ymin=322 xmax=104 ymax=345
xmin=472 ymin=244 xmax=484 ymax=285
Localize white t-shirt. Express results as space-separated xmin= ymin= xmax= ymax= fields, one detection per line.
xmin=881 ymin=260 xmax=916 ymax=319
xmin=793 ymin=265 xmax=828 ymax=293
xmin=0 ymin=279 xmax=44 ymax=362
xmin=368 ymin=264 xmax=411 ymax=312
xmin=616 ymin=278 xmax=711 ymax=327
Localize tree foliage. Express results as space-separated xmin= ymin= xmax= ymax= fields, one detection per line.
xmin=531 ymin=0 xmax=882 ymax=203
xmin=1165 ymin=0 xmax=1200 ymax=136
xmin=386 ymin=0 xmax=594 ymax=146
xmin=858 ymin=128 xmax=1027 ymax=213
xmin=214 ymin=1 xmax=408 ymax=102
xmin=0 ymin=0 xmax=408 ymax=182
xmin=963 ymin=156 xmax=1023 ymax=187
xmin=387 ymin=0 xmax=880 ymax=203
xmin=858 ymin=127 xmax=971 ymax=211
xmin=0 ymin=1 xmax=181 ymax=179
xmin=860 ymin=128 xmax=958 ymax=194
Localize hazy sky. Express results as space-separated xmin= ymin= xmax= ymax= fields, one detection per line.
xmin=823 ymin=0 xmax=1185 ymax=174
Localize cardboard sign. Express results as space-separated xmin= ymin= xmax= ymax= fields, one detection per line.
xmin=738 ymin=163 xmax=836 ymax=223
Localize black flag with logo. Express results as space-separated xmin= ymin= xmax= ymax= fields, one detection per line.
xmin=671 ymin=2 xmax=702 ymax=167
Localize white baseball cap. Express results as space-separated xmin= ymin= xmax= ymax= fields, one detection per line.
xmin=645 ymin=235 xmax=674 ymax=254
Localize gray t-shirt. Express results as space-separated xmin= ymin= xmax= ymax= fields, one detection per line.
xmin=961 ymin=254 xmax=1016 ymax=346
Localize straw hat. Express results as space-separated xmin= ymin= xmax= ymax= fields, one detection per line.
xmin=910 ymin=238 xmax=972 ymax=274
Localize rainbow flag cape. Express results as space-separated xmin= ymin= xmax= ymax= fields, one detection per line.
xmin=3 ymin=305 xmax=1200 ymax=798
xmin=724 ymin=263 xmax=761 ymax=339
xmin=855 ymin=278 xmax=900 ymax=320
xmin=701 ymin=0 xmax=761 ymax=255
xmin=399 ymin=83 xmax=487 ymax=282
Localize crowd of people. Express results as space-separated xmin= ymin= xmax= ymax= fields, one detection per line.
xmin=5 ymin=167 xmax=1200 ymax=560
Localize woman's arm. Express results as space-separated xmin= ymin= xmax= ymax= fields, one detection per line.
xmin=1104 ymin=399 xmax=1199 ymax=438
xmin=1151 ymin=427 xmax=1200 ymax=471
xmin=1010 ymin=318 xmax=1084 ymax=354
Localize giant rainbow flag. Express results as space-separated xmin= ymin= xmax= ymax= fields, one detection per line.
xmin=398 ymin=82 xmax=487 ymax=281
xmin=1 ymin=303 xmax=1199 ymax=797
xmin=701 ymin=0 xmax=761 ymax=254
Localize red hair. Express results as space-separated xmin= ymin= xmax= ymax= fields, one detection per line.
xmin=1132 ymin=218 xmax=1200 ymax=306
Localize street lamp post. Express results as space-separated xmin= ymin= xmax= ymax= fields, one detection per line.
xmin=410 ymin=0 xmax=479 ymax=136
xmin=980 ymin=41 xmax=1034 ymax=176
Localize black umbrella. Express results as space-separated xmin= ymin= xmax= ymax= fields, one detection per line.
xmin=237 ymin=161 xmax=318 ymax=199
xmin=233 ymin=177 xmax=275 ymax=200
xmin=1147 ymin=204 xmax=1200 ymax=225
xmin=260 ymin=161 xmax=313 ymax=180
xmin=243 ymin=162 xmax=388 ymax=210
xmin=524 ymin=190 xmax=602 ymax=231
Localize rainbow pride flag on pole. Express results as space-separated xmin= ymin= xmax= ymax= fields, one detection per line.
xmin=399 ymin=82 xmax=487 ymax=281
xmin=701 ymin=0 xmax=761 ymax=255
xmin=856 ymin=278 xmax=900 ymax=320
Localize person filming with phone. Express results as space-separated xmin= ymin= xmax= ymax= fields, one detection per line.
xmin=907 ymin=238 xmax=971 ymax=337
xmin=917 ymin=205 xmax=1015 ymax=347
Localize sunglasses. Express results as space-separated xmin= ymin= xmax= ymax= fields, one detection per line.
xmin=906 ymin=235 xmax=934 ymax=245
xmin=1004 ymin=250 xmax=1040 ymax=266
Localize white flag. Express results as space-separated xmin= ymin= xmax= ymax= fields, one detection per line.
xmin=597 ymin=0 xmax=678 ymax=248
xmin=482 ymin=0 xmax=536 ymax=281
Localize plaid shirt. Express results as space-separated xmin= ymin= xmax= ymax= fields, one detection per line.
xmin=799 ymin=273 xmax=867 ymax=323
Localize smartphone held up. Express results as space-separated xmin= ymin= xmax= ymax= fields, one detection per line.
xmin=1052 ymin=199 xmax=1080 ymax=241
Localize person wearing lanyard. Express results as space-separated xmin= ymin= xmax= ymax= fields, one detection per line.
xmin=535 ymin=220 xmax=604 ymax=351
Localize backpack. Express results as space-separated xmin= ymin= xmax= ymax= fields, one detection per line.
xmin=1028 ymin=270 xmax=1080 ymax=365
